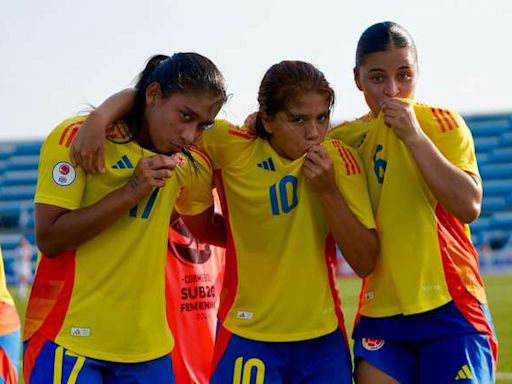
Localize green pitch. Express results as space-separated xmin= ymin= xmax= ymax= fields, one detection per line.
xmin=9 ymin=274 xmax=512 ymax=383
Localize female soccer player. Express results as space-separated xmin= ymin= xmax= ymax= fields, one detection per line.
xmin=0 ymin=247 xmax=21 ymax=384
xmin=71 ymin=60 xmax=379 ymax=383
xmin=328 ymin=22 xmax=497 ymax=384
xmin=23 ymin=52 xmax=227 ymax=384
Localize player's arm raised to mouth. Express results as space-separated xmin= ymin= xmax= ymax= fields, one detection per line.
xmin=36 ymin=155 xmax=175 ymax=257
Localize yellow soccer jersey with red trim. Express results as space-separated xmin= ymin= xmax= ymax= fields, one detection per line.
xmin=198 ymin=120 xmax=375 ymax=342
xmin=329 ymin=100 xmax=486 ymax=317
xmin=25 ymin=115 xmax=213 ymax=362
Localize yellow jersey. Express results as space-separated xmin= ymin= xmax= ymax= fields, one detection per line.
xmin=24 ymin=116 xmax=213 ymax=362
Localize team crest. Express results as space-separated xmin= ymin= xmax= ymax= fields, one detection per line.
xmin=362 ymin=338 xmax=385 ymax=351
xmin=52 ymin=162 xmax=76 ymax=186
xmin=171 ymin=153 xmax=185 ymax=167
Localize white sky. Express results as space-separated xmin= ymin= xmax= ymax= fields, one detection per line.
xmin=1 ymin=0 xmax=511 ymax=140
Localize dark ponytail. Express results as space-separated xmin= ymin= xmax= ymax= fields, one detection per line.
xmin=125 ymin=52 xmax=227 ymax=138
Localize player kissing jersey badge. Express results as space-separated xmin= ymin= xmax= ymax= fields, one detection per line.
xmin=362 ymin=338 xmax=385 ymax=351
xmin=52 ymin=162 xmax=76 ymax=186
xmin=170 ymin=153 xmax=185 ymax=167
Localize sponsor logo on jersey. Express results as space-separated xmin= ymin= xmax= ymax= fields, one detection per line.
xmin=455 ymin=364 xmax=474 ymax=380
xmin=237 ymin=311 xmax=254 ymax=320
xmin=362 ymin=338 xmax=385 ymax=351
xmin=112 ymin=155 xmax=134 ymax=169
xmin=52 ymin=162 xmax=76 ymax=186
xmin=70 ymin=327 xmax=91 ymax=337
xmin=364 ymin=291 xmax=375 ymax=301
xmin=257 ymin=157 xmax=275 ymax=171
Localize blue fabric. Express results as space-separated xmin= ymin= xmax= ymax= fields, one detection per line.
xmin=0 ymin=329 xmax=20 ymax=373
xmin=211 ymin=329 xmax=352 ymax=384
xmin=353 ymin=301 xmax=496 ymax=383
xmin=25 ymin=338 xmax=175 ymax=384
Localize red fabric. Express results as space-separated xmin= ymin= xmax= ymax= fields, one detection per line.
xmin=23 ymin=251 xmax=76 ymax=342
xmin=436 ymin=204 xmax=498 ymax=364
xmin=23 ymin=333 xmax=47 ymax=384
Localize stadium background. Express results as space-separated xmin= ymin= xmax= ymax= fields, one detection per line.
xmin=1 ymin=112 xmax=511 ymax=382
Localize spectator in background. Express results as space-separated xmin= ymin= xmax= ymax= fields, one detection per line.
xmin=13 ymin=237 xmax=33 ymax=299
xmin=0 ymin=245 xmax=21 ymax=383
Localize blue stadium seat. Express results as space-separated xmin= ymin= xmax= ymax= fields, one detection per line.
xmin=0 ymin=234 xmax=24 ymax=252
xmin=488 ymin=146 xmax=512 ymax=163
xmin=12 ymin=142 xmax=42 ymax=156
xmin=6 ymin=155 xmax=40 ymax=171
xmin=501 ymin=132 xmax=512 ymax=146
xmin=0 ymin=144 xmax=15 ymax=161
xmin=469 ymin=217 xmax=492 ymax=232
xmin=0 ymin=185 xmax=36 ymax=201
xmin=480 ymin=163 xmax=512 ymax=180
xmin=481 ymin=197 xmax=508 ymax=214
xmin=483 ymin=179 xmax=512 ymax=197
xmin=476 ymin=152 xmax=489 ymax=165
xmin=0 ymin=170 xmax=39 ymax=186
xmin=466 ymin=117 xmax=511 ymax=137
xmin=474 ymin=137 xmax=500 ymax=153
xmin=491 ymin=212 xmax=512 ymax=229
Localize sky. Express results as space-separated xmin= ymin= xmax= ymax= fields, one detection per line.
xmin=1 ymin=0 xmax=511 ymax=140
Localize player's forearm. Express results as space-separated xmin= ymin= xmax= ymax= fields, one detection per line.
xmin=35 ymin=186 xmax=141 ymax=256
xmin=93 ymin=88 xmax=136 ymax=127
xmin=318 ymin=189 xmax=379 ymax=277
xmin=405 ymin=133 xmax=482 ymax=223
xmin=181 ymin=210 xmax=227 ymax=248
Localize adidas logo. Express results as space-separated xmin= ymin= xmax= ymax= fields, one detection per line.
xmin=455 ymin=364 xmax=474 ymax=380
xmin=257 ymin=157 xmax=275 ymax=171
xmin=112 ymin=155 xmax=133 ymax=169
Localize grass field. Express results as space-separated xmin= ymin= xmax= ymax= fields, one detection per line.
xmin=9 ymin=273 xmax=512 ymax=383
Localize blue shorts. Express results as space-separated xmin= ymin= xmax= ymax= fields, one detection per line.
xmin=23 ymin=334 xmax=175 ymax=384
xmin=211 ymin=327 xmax=352 ymax=384
xmin=353 ymin=300 xmax=497 ymax=384
xmin=0 ymin=329 xmax=20 ymax=384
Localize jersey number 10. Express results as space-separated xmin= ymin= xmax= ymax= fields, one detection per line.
xmin=269 ymin=175 xmax=298 ymax=216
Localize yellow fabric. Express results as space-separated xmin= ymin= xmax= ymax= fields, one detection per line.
xmin=329 ymin=100 xmax=483 ymax=316
xmin=199 ymin=120 xmax=375 ymax=341
xmin=33 ymin=115 xmax=213 ymax=362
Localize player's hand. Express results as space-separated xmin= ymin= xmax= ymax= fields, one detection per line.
xmin=70 ymin=112 xmax=107 ymax=175
xmin=125 ymin=155 xmax=176 ymax=201
xmin=382 ymin=98 xmax=424 ymax=144
xmin=303 ymin=144 xmax=337 ymax=194
xmin=243 ymin=112 xmax=258 ymax=134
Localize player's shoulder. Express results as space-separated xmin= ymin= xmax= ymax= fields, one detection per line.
xmin=45 ymin=115 xmax=87 ymax=149
xmin=324 ymin=138 xmax=363 ymax=177
xmin=209 ymin=119 xmax=256 ymax=142
xmin=188 ymin=146 xmax=213 ymax=170
xmin=329 ymin=113 xmax=372 ymax=148
xmin=413 ymin=101 xmax=465 ymax=134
